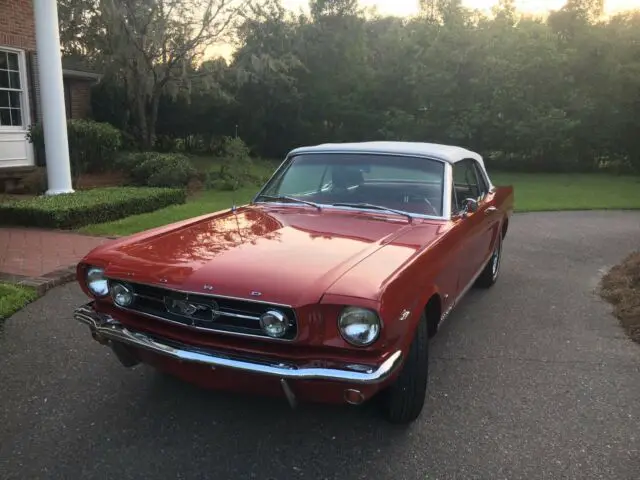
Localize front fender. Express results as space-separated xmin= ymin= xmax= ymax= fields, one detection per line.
xmin=379 ymin=283 xmax=440 ymax=355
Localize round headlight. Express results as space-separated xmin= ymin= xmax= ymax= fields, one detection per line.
xmin=86 ymin=267 xmax=109 ymax=297
xmin=259 ymin=310 xmax=290 ymax=338
xmin=111 ymin=282 xmax=134 ymax=307
xmin=338 ymin=307 xmax=381 ymax=346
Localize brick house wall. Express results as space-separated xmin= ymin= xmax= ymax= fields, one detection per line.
xmin=0 ymin=0 xmax=36 ymax=51
xmin=63 ymin=78 xmax=93 ymax=119
xmin=0 ymin=1 xmax=99 ymax=193
xmin=0 ymin=0 xmax=38 ymax=124
xmin=0 ymin=0 xmax=37 ymax=171
xmin=1 ymin=0 xmax=99 ymax=175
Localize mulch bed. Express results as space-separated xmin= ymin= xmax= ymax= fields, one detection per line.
xmin=0 ymin=193 xmax=36 ymax=202
xmin=600 ymin=251 xmax=640 ymax=343
xmin=75 ymin=172 xmax=127 ymax=189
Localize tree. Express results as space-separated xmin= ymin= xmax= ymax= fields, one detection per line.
xmin=98 ymin=0 xmax=252 ymax=148
xmin=82 ymin=0 xmax=640 ymax=173
xmin=58 ymin=0 xmax=101 ymax=57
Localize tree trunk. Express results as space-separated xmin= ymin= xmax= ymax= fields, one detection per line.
xmin=135 ymin=92 xmax=150 ymax=149
xmin=145 ymin=93 xmax=161 ymax=150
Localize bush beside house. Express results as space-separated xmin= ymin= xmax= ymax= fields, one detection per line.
xmin=27 ymin=119 xmax=122 ymax=189
xmin=113 ymin=136 xmax=257 ymax=190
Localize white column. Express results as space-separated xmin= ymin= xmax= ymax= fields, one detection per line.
xmin=33 ymin=0 xmax=74 ymax=195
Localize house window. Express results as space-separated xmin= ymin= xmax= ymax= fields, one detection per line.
xmin=0 ymin=50 xmax=24 ymax=127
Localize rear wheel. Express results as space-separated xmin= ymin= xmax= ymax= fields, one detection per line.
xmin=381 ymin=312 xmax=429 ymax=424
xmin=475 ymin=231 xmax=502 ymax=288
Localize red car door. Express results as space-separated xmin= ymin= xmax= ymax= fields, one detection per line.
xmin=471 ymin=161 xmax=502 ymax=267
xmin=450 ymin=159 xmax=494 ymax=292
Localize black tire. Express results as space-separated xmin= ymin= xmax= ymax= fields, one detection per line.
xmin=381 ymin=312 xmax=429 ymax=424
xmin=475 ymin=230 xmax=503 ymax=289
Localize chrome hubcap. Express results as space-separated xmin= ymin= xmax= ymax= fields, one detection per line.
xmin=491 ymin=238 xmax=501 ymax=278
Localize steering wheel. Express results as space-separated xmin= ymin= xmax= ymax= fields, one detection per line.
xmin=422 ymin=196 xmax=437 ymax=216
xmin=405 ymin=193 xmax=437 ymax=216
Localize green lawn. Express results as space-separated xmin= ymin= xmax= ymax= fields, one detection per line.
xmin=492 ymin=173 xmax=640 ymax=212
xmin=80 ymin=172 xmax=640 ymax=237
xmin=80 ymin=186 xmax=258 ymax=236
xmin=0 ymin=283 xmax=38 ymax=320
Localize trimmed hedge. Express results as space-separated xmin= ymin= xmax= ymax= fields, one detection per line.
xmin=0 ymin=187 xmax=186 ymax=229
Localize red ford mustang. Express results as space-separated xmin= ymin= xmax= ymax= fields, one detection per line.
xmin=74 ymin=141 xmax=514 ymax=424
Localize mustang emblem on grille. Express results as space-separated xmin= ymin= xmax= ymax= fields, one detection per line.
xmin=163 ymin=297 xmax=220 ymax=322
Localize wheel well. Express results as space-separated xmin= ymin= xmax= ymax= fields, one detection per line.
xmin=501 ymin=218 xmax=509 ymax=239
xmin=424 ymin=294 xmax=441 ymax=339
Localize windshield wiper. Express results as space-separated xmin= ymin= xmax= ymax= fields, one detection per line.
xmin=331 ymin=202 xmax=413 ymax=222
xmin=255 ymin=194 xmax=322 ymax=211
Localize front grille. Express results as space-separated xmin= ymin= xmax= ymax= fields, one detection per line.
xmin=108 ymin=280 xmax=298 ymax=341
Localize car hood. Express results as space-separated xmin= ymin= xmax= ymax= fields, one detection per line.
xmin=84 ymin=206 xmax=444 ymax=306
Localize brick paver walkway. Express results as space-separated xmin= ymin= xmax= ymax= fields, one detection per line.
xmin=0 ymin=228 xmax=111 ymax=278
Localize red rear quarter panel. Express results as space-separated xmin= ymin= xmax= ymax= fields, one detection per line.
xmin=494 ymin=185 xmax=515 ymax=219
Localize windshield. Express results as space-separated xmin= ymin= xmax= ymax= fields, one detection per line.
xmin=256 ymin=152 xmax=446 ymax=217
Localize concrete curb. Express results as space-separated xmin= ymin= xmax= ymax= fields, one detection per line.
xmin=0 ymin=265 xmax=77 ymax=297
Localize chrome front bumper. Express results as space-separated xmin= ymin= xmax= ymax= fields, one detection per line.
xmin=74 ymin=303 xmax=403 ymax=385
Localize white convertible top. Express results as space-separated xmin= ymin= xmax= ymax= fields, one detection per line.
xmin=289 ymin=141 xmax=485 ymax=166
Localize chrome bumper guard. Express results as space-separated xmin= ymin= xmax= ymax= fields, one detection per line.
xmin=74 ymin=303 xmax=403 ymax=385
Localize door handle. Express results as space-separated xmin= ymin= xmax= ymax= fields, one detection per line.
xmin=485 ymin=206 xmax=498 ymax=215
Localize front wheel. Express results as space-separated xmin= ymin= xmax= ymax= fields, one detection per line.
xmin=380 ymin=312 xmax=429 ymax=424
xmin=475 ymin=231 xmax=502 ymax=288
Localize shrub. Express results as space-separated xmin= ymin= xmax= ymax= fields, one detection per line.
xmin=205 ymin=137 xmax=255 ymax=191
xmin=119 ymin=152 xmax=197 ymax=188
xmin=112 ymin=151 xmax=140 ymax=175
xmin=0 ymin=187 xmax=186 ymax=229
xmin=147 ymin=159 xmax=198 ymax=188
xmin=27 ymin=120 xmax=122 ymax=182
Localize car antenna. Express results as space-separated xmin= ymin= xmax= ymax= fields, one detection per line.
xmin=231 ymin=180 xmax=238 ymax=213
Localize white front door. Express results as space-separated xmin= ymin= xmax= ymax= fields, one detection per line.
xmin=0 ymin=47 xmax=34 ymax=168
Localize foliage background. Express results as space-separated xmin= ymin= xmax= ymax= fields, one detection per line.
xmin=59 ymin=0 xmax=640 ymax=173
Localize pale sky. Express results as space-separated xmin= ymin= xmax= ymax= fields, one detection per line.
xmin=209 ymin=0 xmax=640 ymax=58
xmin=281 ymin=0 xmax=640 ymax=16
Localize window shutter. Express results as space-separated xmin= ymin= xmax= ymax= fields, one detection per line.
xmin=25 ymin=51 xmax=45 ymax=167
xmin=26 ymin=51 xmax=42 ymax=124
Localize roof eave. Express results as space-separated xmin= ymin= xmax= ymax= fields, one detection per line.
xmin=62 ymin=69 xmax=102 ymax=81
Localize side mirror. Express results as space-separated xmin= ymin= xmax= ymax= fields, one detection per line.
xmin=461 ymin=198 xmax=478 ymax=216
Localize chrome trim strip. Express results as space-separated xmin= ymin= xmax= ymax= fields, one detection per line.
xmin=440 ymin=248 xmax=494 ymax=326
xmin=107 ymin=279 xmax=297 ymax=309
xmin=113 ymin=303 xmax=298 ymax=343
xmin=74 ymin=304 xmax=403 ymax=385
xmin=442 ymin=162 xmax=453 ymax=219
xmin=212 ymin=311 xmax=260 ymax=321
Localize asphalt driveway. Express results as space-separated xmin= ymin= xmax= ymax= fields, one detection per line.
xmin=1 ymin=211 xmax=639 ymax=479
